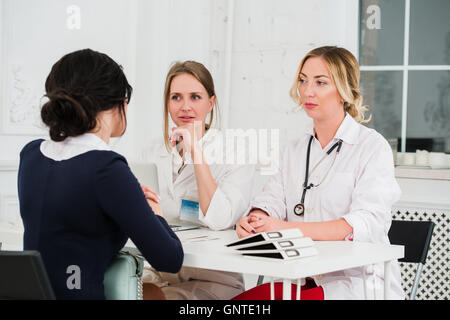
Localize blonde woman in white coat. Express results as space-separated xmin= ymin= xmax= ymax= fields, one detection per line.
xmin=233 ymin=46 xmax=404 ymax=300
xmin=139 ymin=61 xmax=255 ymax=300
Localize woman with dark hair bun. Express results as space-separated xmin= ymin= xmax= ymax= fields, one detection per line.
xmin=41 ymin=48 xmax=132 ymax=142
xmin=17 ymin=49 xmax=183 ymax=300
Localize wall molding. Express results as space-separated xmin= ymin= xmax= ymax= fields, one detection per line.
xmin=0 ymin=193 xmax=22 ymax=231
xmin=0 ymin=160 xmax=18 ymax=172
xmin=394 ymin=200 xmax=450 ymax=212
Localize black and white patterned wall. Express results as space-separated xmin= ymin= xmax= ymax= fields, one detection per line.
xmin=392 ymin=207 xmax=449 ymax=300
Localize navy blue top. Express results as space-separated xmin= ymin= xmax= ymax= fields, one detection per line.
xmin=18 ymin=139 xmax=184 ymax=300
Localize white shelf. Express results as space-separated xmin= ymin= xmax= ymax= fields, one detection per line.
xmin=395 ymin=167 xmax=450 ymax=181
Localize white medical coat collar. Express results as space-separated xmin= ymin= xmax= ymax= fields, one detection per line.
xmin=305 ymin=113 xmax=360 ymax=145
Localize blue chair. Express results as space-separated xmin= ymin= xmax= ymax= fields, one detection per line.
xmin=104 ymin=250 xmax=144 ymax=300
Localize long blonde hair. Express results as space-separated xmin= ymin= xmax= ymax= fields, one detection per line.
xmin=289 ymin=46 xmax=370 ymax=123
xmin=163 ymin=61 xmax=219 ymax=152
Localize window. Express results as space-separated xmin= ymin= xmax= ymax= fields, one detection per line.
xmin=359 ymin=0 xmax=450 ymax=153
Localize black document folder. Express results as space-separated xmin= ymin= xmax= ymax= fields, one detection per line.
xmin=226 ymin=228 xmax=318 ymax=260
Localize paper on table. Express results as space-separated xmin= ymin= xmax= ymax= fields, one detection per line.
xmin=180 ymin=234 xmax=220 ymax=243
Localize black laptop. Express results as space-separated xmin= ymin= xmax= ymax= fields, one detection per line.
xmin=0 ymin=250 xmax=55 ymax=300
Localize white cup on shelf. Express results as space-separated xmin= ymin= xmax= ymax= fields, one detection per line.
xmin=429 ymin=152 xmax=446 ymax=166
xmin=401 ymin=153 xmax=415 ymax=166
xmin=415 ymin=150 xmax=429 ymax=166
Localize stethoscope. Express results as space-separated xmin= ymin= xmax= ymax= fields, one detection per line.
xmin=294 ymin=135 xmax=343 ymax=216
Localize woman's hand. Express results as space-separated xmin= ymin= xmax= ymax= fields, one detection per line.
xmin=170 ymin=122 xmax=203 ymax=156
xmin=236 ymin=215 xmax=257 ymax=239
xmin=147 ymin=199 xmax=162 ymax=217
xmin=141 ymin=184 xmax=162 ymax=216
xmin=236 ymin=209 xmax=271 ymax=238
xmin=141 ymin=184 xmax=160 ymax=203
xmin=248 ymin=211 xmax=293 ymax=233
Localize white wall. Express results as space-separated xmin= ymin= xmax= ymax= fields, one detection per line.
xmin=0 ymin=0 xmax=142 ymax=240
xmin=0 ymin=0 xmax=139 ymax=159
xmin=0 ymin=0 xmax=361 ymax=243
xmin=117 ymin=0 xmax=363 ymax=159
xmin=0 ymin=0 xmax=360 ymax=159
xmin=129 ymin=0 xmax=360 ymax=157
xmin=128 ymin=0 xmax=222 ymax=159
xmin=226 ymin=0 xmax=359 ymax=144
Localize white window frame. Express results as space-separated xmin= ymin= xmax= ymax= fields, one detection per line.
xmin=359 ymin=0 xmax=450 ymax=152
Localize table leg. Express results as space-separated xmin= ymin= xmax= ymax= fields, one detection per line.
xmin=296 ymin=279 xmax=301 ymax=300
xmin=282 ymin=279 xmax=291 ymax=300
xmin=384 ymin=260 xmax=392 ymax=300
xmin=362 ymin=266 xmax=368 ymax=300
xmin=270 ymin=278 xmax=274 ymax=300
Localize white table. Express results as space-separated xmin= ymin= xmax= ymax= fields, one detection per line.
xmin=126 ymin=228 xmax=404 ymax=300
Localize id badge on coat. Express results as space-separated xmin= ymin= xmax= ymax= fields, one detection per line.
xmin=180 ymin=199 xmax=201 ymax=224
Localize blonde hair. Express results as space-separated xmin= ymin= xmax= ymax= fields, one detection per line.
xmin=162 ymin=61 xmax=219 ymax=152
xmin=289 ymin=46 xmax=370 ymax=123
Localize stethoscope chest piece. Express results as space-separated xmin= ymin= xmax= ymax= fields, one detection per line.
xmin=294 ymin=203 xmax=305 ymax=216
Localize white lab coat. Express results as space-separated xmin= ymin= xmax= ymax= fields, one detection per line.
xmin=138 ymin=128 xmax=255 ymax=299
xmin=139 ymin=128 xmax=256 ymax=230
xmin=248 ymin=114 xmax=405 ymax=300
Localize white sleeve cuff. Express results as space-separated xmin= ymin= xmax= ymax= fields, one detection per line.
xmin=342 ymin=212 xmax=370 ymax=243
xmin=198 ymin=187 xmax=234 ymax=231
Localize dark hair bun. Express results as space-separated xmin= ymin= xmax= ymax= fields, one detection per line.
xmin=41 ymin=49 xmax=133 ymax=141
xmin=41 ymin=89 xmax=95 ymax=142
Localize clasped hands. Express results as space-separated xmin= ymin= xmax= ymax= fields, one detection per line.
xmin=236 ymin=209 xmax=293 ymax=239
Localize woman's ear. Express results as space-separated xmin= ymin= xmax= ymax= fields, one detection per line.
xmin=208 ymin=95 xmax=216 ymax=113
xmin=338 ymin=94 xmax=345 ymax=105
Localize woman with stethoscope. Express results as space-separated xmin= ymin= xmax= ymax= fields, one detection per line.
xmin=138 ymin=61 xmax=255 ymax=300
xmin=233 ymin=46 xmax=404 ymax=300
